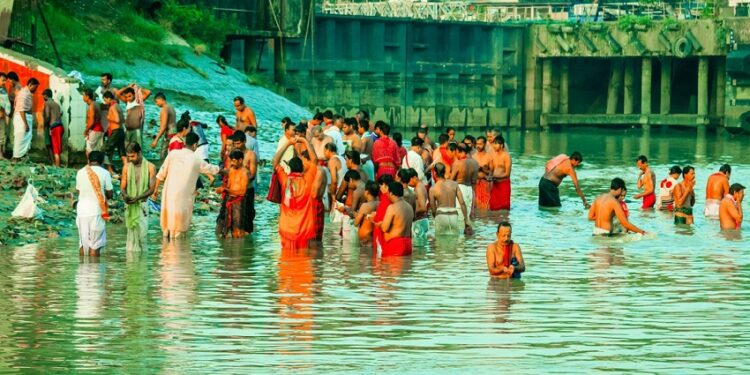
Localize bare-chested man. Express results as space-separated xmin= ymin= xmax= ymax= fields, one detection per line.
xmin=430 ymin=163 xmax=471 ymax=235
xmin=357 ymin=119 xmax=376 ymax=181
xmin=342 ymin=117 xmax=362 ymax=153
xmin=449 ymin=144 xmax=478 ymax=221
xmin=539 ymin=151 xmax=589 ymax=209
xmin=102 ymin=91 xmax=126 ymax=176
xmin=720 ymin=183 xmax=744 ymax=230
xmin=311 ymin=126 xmax=334 ymax=164
xmin=354 ymin=181 xmax=380 ymax=244
xmin=233 ymin=96 xmax=257 ymax=132
xmin=82 ymin=89 xmax=104 ymax=157
xmin=230 ymin=131 xmax=258 ymax=234
xmin=674 ymin=166 xmax=696 ymax=225
xmin=151 ymin=92 xmax=176 ymax=159
xmin=408 ymin=168 xmax=430 ymax=237
xmin=633 ymin=155 xmax=656 ymax=209
xmin=588 ymin=177 xmax=647 ymax=236
xmin=374 ymin=182 xmax=414 ymax=257
xmin=336 ymin=170 xmax=365 ymax=239
xmin=472 ymin=136 xmax=492 ymax=210
xmin=489 ymin=135 xmax=512 ymax=211
xmin=705 ymin=164 xmax=731 ymax=218
xmin=486 ymin=222 xmax=526 ymax=279
xmin=397 ymin=169 xmax=417 ymax=212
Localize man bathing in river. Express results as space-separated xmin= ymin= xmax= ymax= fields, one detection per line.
xmin=539 ymin=151 xmax=589 ymax=209
xmin=633 ymin=155 xmax=656 ymax=209
xmin=472 ymin=136 xmax=492 ymax=210
xmin=705 ymin=164 xmax=731 ymax=219
xmin=354 ymin=181 xmax=380 ymax=245
xmin=588 ymin=178 xmax=647 ymax=236
xmin=120 ymin=143 xmax=155 ymax=251
xmin=450 ymin=144 xmax=478 ymax=220
xmin=489 ymin=135 xmax=511 ymax=211
xmin=656 ymin=165 xmax=682 ymax=211
xmin=719 ymin=183 xmax=744 ymax=230
xmin=486 ymin=222 xmax=525 ymax=279
xmin=673 ymin=166 xmax=696 ymax=225
xmin=408 ymin=167 xmax=430 ymax=237
xmin=216 ymin=150 xmax=250 ymax=238
xmin=430 ymin=163 xmax=471 ymax=235
xmin=76 ymin=151 xmax=113 ymax=256
xmin=374 ymin=182 xmax=414 ymax=257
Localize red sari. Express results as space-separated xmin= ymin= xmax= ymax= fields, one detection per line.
xmin=372 ymin=136 xmax=401 ymax=179
xmin=372 ymin=192 xmax=391 ymax=254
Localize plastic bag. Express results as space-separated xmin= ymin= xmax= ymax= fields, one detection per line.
xmin=12 ymin=183 xmax=45 ymax=219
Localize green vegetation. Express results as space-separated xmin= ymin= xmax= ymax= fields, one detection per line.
xmin=156 ymin=1 xmax=237 ymax=55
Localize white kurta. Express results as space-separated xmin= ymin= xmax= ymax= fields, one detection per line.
xmin=156 ymin=148 xmax=219 ymax=234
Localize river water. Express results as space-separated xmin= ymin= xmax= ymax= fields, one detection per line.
xmin=1 ymin=128 xmax=748 ymax=373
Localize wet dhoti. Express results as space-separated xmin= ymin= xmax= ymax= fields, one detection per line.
xmin=538 ymin=177 xmax=560 ymax=208
xmin=434 ymin=207 xmax=461 ymax=235
xmin=490 ymin=178 xmax=511 ymax=210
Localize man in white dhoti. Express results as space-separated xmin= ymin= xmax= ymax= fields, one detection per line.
xmin=12 ymin=78 xmax=39 ymax=161
xmin=151 ymin=133 xmax=220 ymax=239
xmin=75 ymin=151 xmax=113 ymax=257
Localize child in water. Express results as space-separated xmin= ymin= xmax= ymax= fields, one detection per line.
xmin=216 ymin=150 xmax=249 ymax=238
xmin=486 ymin=221 xmax=525 ymax=279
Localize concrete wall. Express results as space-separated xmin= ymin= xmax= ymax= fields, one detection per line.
xmin=0 ymin=47 xmax=85 ymax=162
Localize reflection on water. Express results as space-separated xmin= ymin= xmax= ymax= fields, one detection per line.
xmin=2 ymin=128 xmax=750 ymax=373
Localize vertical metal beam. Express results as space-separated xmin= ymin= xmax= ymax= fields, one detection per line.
xmin=697 ymin=57 xmax=709 ymax=117
xmin=641 ymin=57 xmax=652 ymax=115
xmin=660 ymin=58 xmax=671 ymax=114
xmin=560 ymin=59 xmax=569 ymax=114
xmin=606 ymin=59 xmax=623 ymax=115
xmin=623 ymin=59 xmax=634 ymax=115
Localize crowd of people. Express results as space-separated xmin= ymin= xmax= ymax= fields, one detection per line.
xmin=1 ymin=72 xmax=744 ymax=280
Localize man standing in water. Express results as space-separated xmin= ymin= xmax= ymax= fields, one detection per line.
xmin=151 ymin=92 xmax=176 ymax=159
xmin=120 ymin=143 xmax=155 ymax=251
xmin=12 ymin=78 xmax=38 ymax=161
xmin=408 ymin=168 xmax=430 ymax=237
xmin=233 ymin=96 xmax=257 ymax=132
xmin=374 ymin=182 xmax=414 ymax=257
xmin=656 ymin=166 xmax=682 ymax=211
xmin=720 ymin=183 xmax=745 ymax=230
xmin=357 ymin=119 xmax=376 ymax=181
xmin=354 ymin=181 xmax=380 ymax=244
xmin=538 ymin=152 xmax=589 ymax=209
xmin=372 ymin=122 xmax=401 ymax=179
xmin=588 ymin=178 xmax=647 ymax=236
xmin=486 ymin=222 xmax=525 ymax=279
xmin=489 ymin=135 xmax=512 ymax=211
xmin=429 ymin=163 xmax=471 ymax=235
xmin=403 ymin=137 xmax=426 ymax=184
xmin=230 ymin=131 xmax=258 ymax=234
xmin=673 ymin=166 xmax=696 ymax=225
xmin=633 ymin=155 xmax=656 ymax=209
xmin=151 ymin=133 xmax=220 ymax=239
xmin=450 ymin=144 xmax=478 ymax=221
xmin=76 ymin=151 xmax=113 ymax=256
xmin=472 ymin=136 xmax=492 ymax=210
xmin=704 ymin=164 xmax=731 ymax=219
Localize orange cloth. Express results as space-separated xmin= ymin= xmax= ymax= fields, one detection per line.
xmin=474 ymin=179 xmax=491 ymax=210
xmin=277 ymin=165 xmax=318 ymax=246
xmin=85 ymin=166 xmax=109 ymax=221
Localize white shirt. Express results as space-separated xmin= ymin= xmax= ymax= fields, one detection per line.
xmin=75 ymin=165 xmax=113 ymax=217
xmin=324 ymin=126 xmax=346 ymax=155
xmin=403 ymin=149 xmax=426 ymax=184
xmin=276 ymin=135 xmax=296 ymax=173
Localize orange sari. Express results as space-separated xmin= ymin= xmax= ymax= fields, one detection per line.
xmin=277 ymin=165 xmax=318 ymax=248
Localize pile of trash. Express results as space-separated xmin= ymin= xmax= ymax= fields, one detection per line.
xmin=0 ymin=160 xmax=224 ymax=247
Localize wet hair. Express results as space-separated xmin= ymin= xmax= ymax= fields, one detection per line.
xmin=324 ymin=143 xmax=338 ymax=153
xmin=682 ymin=165 xmax=694 ymax=176
xmin=378 ymin=174 xmax=394 ymax=186
xmin=397 ymin=168 xmax=411 ymax=183
xmin=323 ymin=110 xmax=334 ymax=119
xmin=288 ymin=156 xmax=304 ymax=173
xmin=88 ymin=151 xmax=104 ymax=165
xmin=101 ymin=73 xmax=112 ymax=81
xmin=497 ymin=221 xmax=511 ymax=231
xmin=281 ymin=116 xmax=292 ymax=125
xmin=493 ymin=134 xmax=505 ymax=145
xmin=720 ymin=164 xmax=732 ymax=174
xmin=376 ymin=122 xmax=390 ymax=136
xmin=154 ymin=92 xmax=166 ymax=100
xmin=103 ymin=91 xmax=115 ymax=100
xmin=730 ymin=183 xmax=746 ymax=194
xmin=570 ymin=151 xmax=583 ymax=162
xmin=476 ymin=136 xmax=487 ymax=143
xmin=344 ymin=170 xmax=361 ymax=182
xmin=388 ymin=182 xmax=404 ymax=197
xmin=434 ymin=162 xmax=447 ymax=178
xmin=411 ymin=137 xmax=424 ymax=147
xmin=345 ymin=150 xmax=361 ymax=165
xmin=83 ymin=88 xmax=94 ymax=100
xmin=611 ymin=177 xmax=626 ymax=191
xmin=229 ymin=149 xmax=245 ymax=161
xmin=365 ymin=181 xmax=379 ymax=197
xmin=669 ymin=165 xmax=682 ymax=175
xmin=216 ymin=115 xmax=228 ymax=126
xmin=27 ymin=77 xmax=39 ymax=86
xmin=231 ymin=130 xmax=246 ymax=143
xmin=234 ymin=96 xmax=245 ymax=104
xmin=313 ymin=112 xmax=324 ymax=121
xmin=246 ymin=126 xmax=257 ymax=134
xmin=42 ymin=89 xmax=53 ymax=98
xmin=6 ymin=72 xmax=19 ymax=82
xmin=636 ymin=155 xmax=648 ymax=163
xmin=438 ymin=133 xmax=449 ymax=144
xmin=122 ymin=87 xmax=135 ymax=96
xmin=392 ymin=132 xmax=402 ymax=147
xmin=447 ymin=142 xmax=458 ymax=152
xmin=126 ymin=142 xmax=142 ymax=154
xmin=185 ymin=132 xmax=199 ymax=146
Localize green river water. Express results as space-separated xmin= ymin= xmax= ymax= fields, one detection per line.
xmin=1 ymin=128 xmax=748 ymax=374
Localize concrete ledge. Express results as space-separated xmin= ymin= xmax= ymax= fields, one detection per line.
xmin=542 ymin=113 xmax=715 ymax=127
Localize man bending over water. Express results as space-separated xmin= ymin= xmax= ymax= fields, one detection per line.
xmin=539 ymin=151 xmax=589 ymax=209
xmin=588 ymin=178 xmax=647 ymax=236
xmin=720 ymin=183 xmax=744 ymax=230
xmin=486 ymin=222 xmax=525 ymax=279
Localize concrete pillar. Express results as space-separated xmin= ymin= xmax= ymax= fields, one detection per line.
xmin=542 ymin=59 xmax=553 ymax=115
xmin=623 ymin=59 xmax=635 ymax=115
xmin=641 ymin=58 xmax=652 ymax=115
xmin=660 ymin=58 xmax=672 ymax=115
xmin=715 ymin=58 xmax=726 ymax=117
xmin=560 ymin=59 xmax=570 ymax=114
xmin=697 ymin=57 xmax=709 ymax=117
xmin=274 ymin=37 xmax=287 ymax=86
xmin=606 ymin=59 xmax=623 ymax=115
